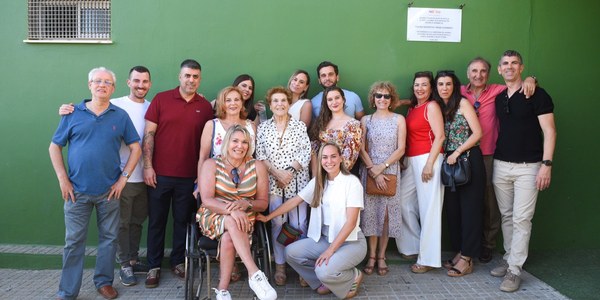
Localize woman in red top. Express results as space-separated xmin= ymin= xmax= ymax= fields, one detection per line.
xmin=404 ymin=71 xmax=445 ymax=273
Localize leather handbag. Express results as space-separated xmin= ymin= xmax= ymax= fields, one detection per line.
xmin=366 ymin=174 xmax=397 ymax=196
xmin=441 ymin=151 xmax=471 ymax=192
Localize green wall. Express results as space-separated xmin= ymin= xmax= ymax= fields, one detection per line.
xmin=0 ymin=0 xmax=597 ymax=250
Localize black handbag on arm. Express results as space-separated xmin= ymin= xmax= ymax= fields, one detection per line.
xmin=441 ymin=150 xmax=471 ymax=192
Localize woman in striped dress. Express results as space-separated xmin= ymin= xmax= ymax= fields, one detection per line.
xmin=197 ymin=125 xmax=276 ymax=300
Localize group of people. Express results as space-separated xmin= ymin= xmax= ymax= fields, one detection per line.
xmin=49 ymin=49 xmax=556 ymax=300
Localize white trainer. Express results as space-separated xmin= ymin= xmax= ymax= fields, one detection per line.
xmin=248 ymin=270 xmax=277 ymax=300
xmin=213 ymin=288 xmax=232 ymax=300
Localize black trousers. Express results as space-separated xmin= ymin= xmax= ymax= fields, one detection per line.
xmin=444 ymin=146 xmax=485 ymax=257
xmin=146 ymin=175 xmax=195 ymax=268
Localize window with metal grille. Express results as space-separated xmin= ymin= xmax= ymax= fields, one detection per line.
xmin=25 ymin=0 xmax=111 ymax=43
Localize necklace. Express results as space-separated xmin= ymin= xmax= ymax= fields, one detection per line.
xmin=226 ymin=157 xmax=244 ymax=188
xmin=275 ymin=116 xmax=290 ymax=148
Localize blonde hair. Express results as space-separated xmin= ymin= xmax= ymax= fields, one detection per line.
xmin=220 ymin=125 xmax=253 ymax=161
xmin=310 ymin=142 xmax=350 ymax=208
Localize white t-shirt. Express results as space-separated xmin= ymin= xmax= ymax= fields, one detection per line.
xmin=298 ymin=172 xmax=363 ymax=243
xmin=111 ymin=96 xmax=150 ymax=183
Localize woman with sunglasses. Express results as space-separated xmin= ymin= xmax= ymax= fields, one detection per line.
xmin=257 ymin=142 xmax=366 ymax=299
xmin=197 ymin=125 xmax=277 ymax=300
xmin=255 ymin=86 xmax=311 ymax=286
xmin=309 ymin=86 xmax=362 ymax=175
xmin=404 ymin=71 xmax=446 ymax=274
xmin=434 ymin=70 xmax=485 ymax=277
xmin=358 ymin=81 xmax=406 ymax=276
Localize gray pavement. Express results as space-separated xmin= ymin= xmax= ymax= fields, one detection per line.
xmin=0 ymin=245 xmax=568 ymax=299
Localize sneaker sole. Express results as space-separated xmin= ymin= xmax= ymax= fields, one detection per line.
xmin=490 ymin=270 xmax=507 ymax=277
xmin=119 ymin=275 xmax=137 ymax=287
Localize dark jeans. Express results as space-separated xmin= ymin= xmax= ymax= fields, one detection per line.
xmin=444 ymin=146 xmax=485 ymax=258
xmin=146 ymin=175 xmax=195 ymax=268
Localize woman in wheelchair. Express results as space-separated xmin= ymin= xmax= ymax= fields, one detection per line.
xmin=197 ymin=125 xmax=277 ymax=300
xmin=257 ymin=142 xmax=367 ymax=299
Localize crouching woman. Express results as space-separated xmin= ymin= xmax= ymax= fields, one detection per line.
xmin=257 ymin=142 xmax=367 ymax=299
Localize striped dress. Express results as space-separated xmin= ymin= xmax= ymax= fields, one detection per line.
xmin=197 ymin=156 xmax=258 ymax=240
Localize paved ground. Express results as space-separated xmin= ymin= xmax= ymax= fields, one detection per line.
xmin=0 ymin=245 xmax=568 ymax=299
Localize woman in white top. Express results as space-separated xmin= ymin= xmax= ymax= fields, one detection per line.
xmin=286 ymin=70 xmax=313 ymax=126
xmin=257 ymin=142 xmax=366 ymax=299
xmin=193 ymin=86 xmax=256 ymax=283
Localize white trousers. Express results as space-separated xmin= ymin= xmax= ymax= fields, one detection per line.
xmin=269 ymin=194 xmax=308 ymax=264
xmin=408 ymin=154 xmax=444 ymax=267
xmin=396 ymin=158 xmax=420 ymax=255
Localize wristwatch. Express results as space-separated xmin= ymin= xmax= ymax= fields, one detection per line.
xmin=541 ymin=160 xmax=553 ymax=166
xmin=122 ymin=171 xmax=131 ymax=179
xmin=384 ymin=163 xmax=390 ymax=169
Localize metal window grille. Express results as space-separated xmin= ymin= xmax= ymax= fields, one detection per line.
xmin=27 ymin=0 xmax=111 ymax=42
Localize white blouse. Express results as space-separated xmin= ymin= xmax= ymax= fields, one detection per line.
xmin=298 ymin=172 xmax=364 ymax=243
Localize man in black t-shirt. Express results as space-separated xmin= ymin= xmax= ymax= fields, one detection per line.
xmin=490 ymin=50 xmax=556 ymax=293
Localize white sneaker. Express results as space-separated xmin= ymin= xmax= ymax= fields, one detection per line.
xmin=213 ymin=288 xmax=232 ymax=300
xmin=248 ymin=270 xmax=277 ymax=300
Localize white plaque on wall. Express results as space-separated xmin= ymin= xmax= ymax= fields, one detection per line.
xmin=407 ymin=7 xmax=462 ymax=43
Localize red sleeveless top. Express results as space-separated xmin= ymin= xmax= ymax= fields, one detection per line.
xmin=406 ymin=101 xmax=436 ymax=157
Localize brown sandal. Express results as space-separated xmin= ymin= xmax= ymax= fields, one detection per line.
xmin=362 ymin=257 xmax=376 ymax=275
xmin=411 ymin=263 xmax=434 ymax=274
xmin=377 ymin=257 xmax=389 ymax=276
xmin=447 ymin=256 xmax=473 ymax=277
xmin=274 ymin=264 xmax=287 ymax=286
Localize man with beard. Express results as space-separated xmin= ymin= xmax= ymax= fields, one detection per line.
xmin=143 ymin=59 xmax=213 ymax=288
xmin=59 ymin=66 xmax=154 ymax=287
xmin=310 ymin=61 xmax=365 ymax=120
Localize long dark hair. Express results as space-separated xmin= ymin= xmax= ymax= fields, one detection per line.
xmin=409 ymin=71 xmax=434 ymax=108
xmin=232 ymin=74 xmax=256 ymax=120
xmin=309 ymin=86 xmax=345 ymax=140
xmin=433 ymin=71 xmax=462 ymax=123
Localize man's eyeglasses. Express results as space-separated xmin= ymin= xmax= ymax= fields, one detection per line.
xmin=374 ymin=93 xmax=391 ymax=99
xmin=230 ymin=168 xmax=240 ymax=188
xmin=91 ymin=79 xmax=114 ymax=86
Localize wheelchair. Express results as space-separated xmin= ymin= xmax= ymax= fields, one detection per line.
xmin=184 ymin=198 xmax=273 ymax=300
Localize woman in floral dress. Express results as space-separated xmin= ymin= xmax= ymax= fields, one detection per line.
xmin=359 ymin=81 xmax=406 ymax=276
xmin=309 ymin=86 xmax=362 ymax=175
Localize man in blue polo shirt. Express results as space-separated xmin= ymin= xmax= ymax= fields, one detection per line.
xmin=49 ymin=67 xmax=142 ymax=300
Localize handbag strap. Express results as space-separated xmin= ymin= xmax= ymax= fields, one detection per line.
xmin=281 ymin=175 xmax=300 ymax=228
xmin=209 ymin=119 xmax=216 ymax=158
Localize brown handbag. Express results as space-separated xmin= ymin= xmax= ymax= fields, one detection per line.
xmin=366 ymin=174 xmax=397 ymax=196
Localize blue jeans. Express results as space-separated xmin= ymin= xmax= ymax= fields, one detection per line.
xmin=57 ymin=191 xmax=120 ymax=300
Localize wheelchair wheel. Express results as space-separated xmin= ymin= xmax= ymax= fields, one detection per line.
xmin=254 ymin=222 xmax=273 ymax=280
xmin=185 ymin=223 xmax=200 ymax=300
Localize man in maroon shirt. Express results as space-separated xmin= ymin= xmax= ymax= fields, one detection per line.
xmin=142 ymin=59 xmax=213 ymax=288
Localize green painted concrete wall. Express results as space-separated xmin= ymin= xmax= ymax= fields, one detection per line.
xmin=0 ymin=0 xmax=598 ymax=250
